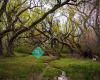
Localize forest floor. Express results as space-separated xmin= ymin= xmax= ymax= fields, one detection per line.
xmin=0 ymin=53 xmax=100 ymax=80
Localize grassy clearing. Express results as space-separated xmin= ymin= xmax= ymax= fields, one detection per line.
xmin=0 ymin=55 xmax=47 ymax=80
xmin=0 ymin=55 xmax=100 ymax=80
xmin=45 ymin=58 xmax=100 ymax=80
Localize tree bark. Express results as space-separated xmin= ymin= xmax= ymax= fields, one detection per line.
xmin=0 ymin=38 xmax=3 ymax=56
xmin=7 ymin=41 xmax=14 ymax=56
xmin=6 ymin=32 xmax=15 ymax=57
xmin=95 ymin=0 xmax=100 ymax=43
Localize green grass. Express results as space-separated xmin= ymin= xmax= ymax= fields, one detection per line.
xmin=47 ymin=58 xmax=100 ymax=80
xmin=0 ymin=55 xmax=47 ymax=80
xmin=0 ymin=55 xmax=100 ymax=80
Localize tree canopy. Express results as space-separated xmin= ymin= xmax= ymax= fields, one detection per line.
xmin=0 ymin=0 xmax=100 ymax=57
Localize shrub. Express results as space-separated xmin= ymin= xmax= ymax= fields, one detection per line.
xmin=15 ymin=47 xmax=31 ymax=54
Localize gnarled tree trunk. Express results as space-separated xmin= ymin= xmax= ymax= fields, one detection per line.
xmin=0 ymin=38 xmax=3 ymax=56
xmin=7 ymin=41 xmax=14 ymax=56
xmin=6 ymin=32 xmax=15 ymax=57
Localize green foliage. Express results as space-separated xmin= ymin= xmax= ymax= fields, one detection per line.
xmin=15 ymin=47 xmax=31 ymax=54
xmin=61 ymin=47 xmax=71 ymax=53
